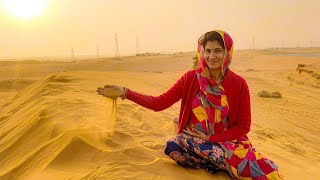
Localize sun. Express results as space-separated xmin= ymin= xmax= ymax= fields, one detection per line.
xmin=2 ymin=0 xmax=48 ymax=19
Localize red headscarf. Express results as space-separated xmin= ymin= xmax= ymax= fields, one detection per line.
xmin=194 ymin=30 xmax=234 ymax=135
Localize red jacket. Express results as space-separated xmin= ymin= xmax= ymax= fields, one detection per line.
xmin=127 ymin=69 xmax=251 ymax=143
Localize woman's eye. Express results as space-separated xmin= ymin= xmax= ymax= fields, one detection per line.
xmin=205 ymin=49 xmax=211 ymax=53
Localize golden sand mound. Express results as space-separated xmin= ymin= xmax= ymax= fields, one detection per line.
xmin=287 ymin=64 xmax=320 ymax=88
xmin=0 ymin=73 xmax=118 ymax=178
xmin=0 ymin=72 xmax=230 ymax=179
xmin=0 ymin=79 xmax=36 ymax=92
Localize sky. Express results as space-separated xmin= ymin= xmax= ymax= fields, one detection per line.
xmin=0 ymin=0 xmax=319 ymax=59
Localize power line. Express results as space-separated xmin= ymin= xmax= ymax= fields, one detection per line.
xmin=71 ymin=48 xmax=75 ymax=61
xmin=96 ymin=44 xmax=100 ymax=59
xmin=136 ymin=35 xmax=139 ymax=56
xmin=115 ymin=33 xmax=120 ymax=59
xmin=251 ymin=35 xmax=255 ymax=50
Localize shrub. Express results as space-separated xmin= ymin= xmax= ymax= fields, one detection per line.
xmin=271 ymin=91 xmax=282 ymax=98
xmin=258 ymin=90 xmax=282 ymax=98
xmin=258 ymin=90 xmax=271 ymax=98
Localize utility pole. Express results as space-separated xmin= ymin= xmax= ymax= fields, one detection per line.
xmin=136 ymin=35 xmax=139 ymax=56
xmin=71 ymin=48 xmax=75 ymax=61
xmin=252 ymin=35 xmax=255 ymax=50
xmin=115 ymin=33 xmax=120 ymax=59
xmin=96 ymin=44 xmax=100 ymax=59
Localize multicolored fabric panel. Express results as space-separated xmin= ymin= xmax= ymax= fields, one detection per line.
xmin=220 ymin=138 xmax=281 ymax=179
xmin=190 ymin=30 xmax=282 ymax=179
xmin=165 ymin=133 xmax=227 ymax=174
xmin=195 ymin=30 xmax=233 ymax=135
xmin=197 ymin=30 xmax=233 ymax=78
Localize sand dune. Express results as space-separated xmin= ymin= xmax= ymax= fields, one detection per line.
xmin=0 ymin=73 xmax=117 ymax=178
xmin=287 ymin=64 xmax=320 ymax=88
xmin=0 ymin=49 xmax=320 ymax=179
xmin=0 ymin=71 xmax=229 ymax=179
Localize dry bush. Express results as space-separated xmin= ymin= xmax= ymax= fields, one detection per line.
xmin=271 ymin=91 xmax=282 ymax=98
xmin=258 ymin=90 xmax=282 ymax=98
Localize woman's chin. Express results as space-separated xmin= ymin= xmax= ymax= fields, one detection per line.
xmin=207 ymin=65 xmax=220 ymax=71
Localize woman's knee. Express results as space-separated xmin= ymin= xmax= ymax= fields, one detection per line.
xmin=165 ymin=140 xmax=182 ymax=155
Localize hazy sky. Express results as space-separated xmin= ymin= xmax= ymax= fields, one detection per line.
xmin=0 ymin=0 xmax=319 ymax=58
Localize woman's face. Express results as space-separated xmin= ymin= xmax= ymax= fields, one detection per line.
xmin=204 ymin=40 xmax=225 ymax=71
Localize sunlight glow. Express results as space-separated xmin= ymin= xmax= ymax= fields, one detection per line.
xmin=2 ymin=0 xmax=48 ymax=19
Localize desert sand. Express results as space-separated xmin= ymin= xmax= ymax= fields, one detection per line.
xmin=0 ymin=48 xmax=320 ymax=179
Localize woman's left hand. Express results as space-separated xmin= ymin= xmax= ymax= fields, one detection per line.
xmin=183 ymin=127 xmax=208 ymax=141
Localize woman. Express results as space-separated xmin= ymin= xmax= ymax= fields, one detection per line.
xmin=97 ymin=30 xmax=281 ymax=179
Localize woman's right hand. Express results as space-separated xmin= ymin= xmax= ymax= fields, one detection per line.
xmin=96 ymin=85 xmax=126 ymax=99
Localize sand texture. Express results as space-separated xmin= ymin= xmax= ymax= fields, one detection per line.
xmin=0 ymin=49 xmax=319 ymax=179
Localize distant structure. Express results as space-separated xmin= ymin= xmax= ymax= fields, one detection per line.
xmin=252 ymin=35 xmax=255 ymax=50
xmin=115 ymin=33 xmax=120 ymax=59
xmin=96 ymin=44 xmax=100 ymax=59
xmin=71 ymin=48 xmax=75 ymax=61
xmin=136 ymin=35 xmax=139 ymax=56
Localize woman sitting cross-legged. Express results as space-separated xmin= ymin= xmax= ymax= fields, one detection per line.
xmin=97 ymin=30 xmax=282 ymax=179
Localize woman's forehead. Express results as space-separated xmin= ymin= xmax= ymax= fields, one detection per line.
xmin=205 ymin=41 xmax=224 ymax=49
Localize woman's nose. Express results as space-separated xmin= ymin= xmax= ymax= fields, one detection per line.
xmin=209 ymin=52 xmax=216 ymax=59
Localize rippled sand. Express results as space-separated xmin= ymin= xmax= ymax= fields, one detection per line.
xmin=0 ymin=49 xmax=319 ymax=179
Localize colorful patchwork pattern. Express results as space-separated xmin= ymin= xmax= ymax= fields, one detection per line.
xmin=188 ymin=30 xmax=282 ymax=179
xmin=218 ymin=138 xmax=281 ymax=179
xmin=165 ymin=133 xmax=228 ymax=174
xmin=194 ymin=30 xmax=233 ymax=136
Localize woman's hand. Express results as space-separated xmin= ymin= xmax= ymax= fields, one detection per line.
xmin=183 ymin=127 xmax=209 ymax=141
xmin=96 ymin=85 xmax=125 ymax=99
